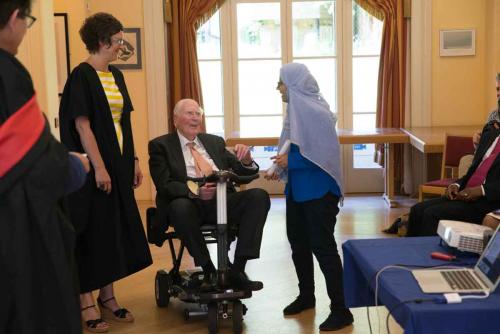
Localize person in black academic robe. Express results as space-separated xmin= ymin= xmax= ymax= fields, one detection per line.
xmin=0 ymin=2 xmax=87 ymax=333
xmin=59 ymin=12 xmax=152 ymax=331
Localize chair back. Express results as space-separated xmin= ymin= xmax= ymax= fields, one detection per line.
xmin=441 ymin=134 xmax=475 ymax=178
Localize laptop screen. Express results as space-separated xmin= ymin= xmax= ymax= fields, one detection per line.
xmin=476 ymin=227 xmax=500 ymax=284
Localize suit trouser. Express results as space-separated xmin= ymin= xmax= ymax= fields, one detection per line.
xmin=167 ymin=188 xmax=270 ymax=267
xmin=406 ymin=197 xmax=496 ymax=237
xmin=286 ymin=192 xmax=347 ymax=310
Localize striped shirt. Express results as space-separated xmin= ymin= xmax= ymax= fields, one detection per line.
xmin=97 ymin=71 xmax=124 ymax=152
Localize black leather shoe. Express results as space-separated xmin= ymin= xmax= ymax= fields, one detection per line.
xmin=319 ymin=308 xmax=354 ymax=331
xmin=283 ymin=296 xmax=316 ymax=315
xmin=147 ymin=215 xmax=166 ymax=247
xmin=229 ymin=271 xmax=263 ymax=291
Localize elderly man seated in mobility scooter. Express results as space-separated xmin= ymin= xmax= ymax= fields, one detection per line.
xmin=148 ymin=98 xmax=270 ymax=295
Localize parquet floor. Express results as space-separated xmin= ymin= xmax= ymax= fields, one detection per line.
xmin=94 ymin=195 xmax=415 ymax=334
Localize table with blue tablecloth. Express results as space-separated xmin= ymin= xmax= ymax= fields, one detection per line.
xmin=342 ymin=237 xmax=500 ymax=334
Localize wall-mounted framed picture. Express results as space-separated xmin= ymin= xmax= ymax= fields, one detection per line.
xmin=112 ymin=27 xmax=142 ymax=70
xmin=54 ymin=13 xmax=70 ymax=95
xmin=440 ymin=29 xmax=475 ymax=57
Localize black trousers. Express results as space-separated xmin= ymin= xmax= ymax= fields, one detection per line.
xmin=406 ymin=197 xmax=496 ymax=237
xmin=286 ymin=192 xmax=347 ymax=310
xmin=167 ymin=188 xmax=270 ymax=267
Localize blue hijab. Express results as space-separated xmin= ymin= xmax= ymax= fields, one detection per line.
xmin=277 ymin=63 xmax=343 ymax=193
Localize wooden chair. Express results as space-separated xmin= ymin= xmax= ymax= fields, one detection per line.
xmin=418 ymin=134 xmax=475 ymax=202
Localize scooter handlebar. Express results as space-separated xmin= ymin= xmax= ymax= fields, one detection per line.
xmin=186 ymin=170 xmax=259 ymax=185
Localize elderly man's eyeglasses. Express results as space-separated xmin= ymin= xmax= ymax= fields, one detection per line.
xmin=23 ymin=14 xmax=36 ymax=28
xmin=111 ymin=37 xmax=125 ymax=46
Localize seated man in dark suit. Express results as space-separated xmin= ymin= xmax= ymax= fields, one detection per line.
xmin=148 ymin=98 xmax=270 ymax=291
xmin=407 ymin=120 xmax=500 ymax=236
xmin=472 ymin=73 xmax=500 ymax=147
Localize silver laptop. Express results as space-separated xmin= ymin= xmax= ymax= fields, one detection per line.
xmin=412 ymin=225 xmax=500 ymax=293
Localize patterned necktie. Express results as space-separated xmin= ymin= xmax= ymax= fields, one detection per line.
xmin=466 ymin=137 xmax=500 ymax=187
xmin=186 ymin=142 xmax=213 ymax=176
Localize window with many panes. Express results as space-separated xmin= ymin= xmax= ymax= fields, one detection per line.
xmin=196 ymin=0 xmax=382 ymax=169
xmin=197 ymin=12 xmax=224 ymax=137
xmin=352 ymin=2 xmax=383 ymax=168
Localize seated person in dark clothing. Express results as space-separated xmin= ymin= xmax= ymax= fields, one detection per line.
xmin=407 ymin=120 xmax=500 ymax=236
xmin=472 ymin=73 xmax=500 ymax=147
xmin=148 ymin=98 xmax=270 ymax=291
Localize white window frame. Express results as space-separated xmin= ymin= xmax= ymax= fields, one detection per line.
xmin=228 ymin=0 xmax=286 ymax=136
xmin=208 ymin=0 xmax=386 ymax=138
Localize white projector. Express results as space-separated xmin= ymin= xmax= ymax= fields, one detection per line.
xmin=437 ymin=220 xmax=493 ymax=254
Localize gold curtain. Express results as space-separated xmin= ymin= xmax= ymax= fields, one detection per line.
xmin=355 ymin=0 xmax=385 ymax=20
xmin=166 ymin=0 xmax=226 ymax=133
xmin=355 ymin=0 xmax=408 ymax=192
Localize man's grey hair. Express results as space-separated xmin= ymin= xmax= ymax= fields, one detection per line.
xmin=496 ymin=73 xmax=500 ymax=82
xmin=173 ymin=98 xmax=204 ymax=116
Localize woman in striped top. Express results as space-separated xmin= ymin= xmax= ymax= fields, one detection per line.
xmin=59 ymin=13 xmax=152 ymax=333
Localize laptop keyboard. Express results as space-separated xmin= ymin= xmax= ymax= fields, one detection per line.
xmin=441 ymin=270 xmax=483 ymax=291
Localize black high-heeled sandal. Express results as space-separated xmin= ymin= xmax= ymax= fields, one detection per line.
xmin=97 ymin=296 xmax=134 ymax=323
xmin=81 ymin=305 xmax=109 ymax=333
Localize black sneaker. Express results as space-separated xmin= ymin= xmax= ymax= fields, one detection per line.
xmin=229 ymin=271 xmax=263 ymax=291
xmin=319 ymin=308 xmax=354 ymax=331
xmin=283 ymin=296 xmax=316 ymax=315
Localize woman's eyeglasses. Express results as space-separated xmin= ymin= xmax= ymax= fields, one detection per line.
xmin=111 ymin=38 xmax=125 ymax=46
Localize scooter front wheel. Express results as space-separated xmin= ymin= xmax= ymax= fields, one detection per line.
xmin=208 ymin=302 xmax=218 ymax=334
xmin=232 ymin=300 xmax=243 ymax=334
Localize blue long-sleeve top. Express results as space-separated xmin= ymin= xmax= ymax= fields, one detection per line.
xmin=285 ymin=144 xmax=341 ymax=202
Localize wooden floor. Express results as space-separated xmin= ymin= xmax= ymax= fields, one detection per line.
xmin=99 ymin=195 xmax=416 ymax=334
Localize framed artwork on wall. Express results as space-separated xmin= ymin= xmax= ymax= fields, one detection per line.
xmin=440 ymin=29 xmax=475 ymax=57
xmin=54 ymin=13 xmax=70 ymax=95
xmin=112 ymin=27 xmax=142 ymax=70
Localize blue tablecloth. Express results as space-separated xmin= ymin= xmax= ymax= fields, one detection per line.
xmin=342 ymin=237 xmax=500 ymax=334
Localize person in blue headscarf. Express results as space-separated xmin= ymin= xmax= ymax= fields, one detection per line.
xmin=265 ymin=63 xmax=353 ymax=331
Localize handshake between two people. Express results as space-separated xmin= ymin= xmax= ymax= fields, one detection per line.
xmin=445 ymin=184 xmax=483 ymax=202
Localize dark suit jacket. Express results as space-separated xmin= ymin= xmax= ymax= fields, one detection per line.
xmin=148 ymin=132 xmax=259 ymax=226
xmin=458 ymin=124 xmax=500 ymax=207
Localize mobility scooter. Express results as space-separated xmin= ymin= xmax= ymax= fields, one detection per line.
xmin=147 ymin=170 xmax=260 ymax=334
